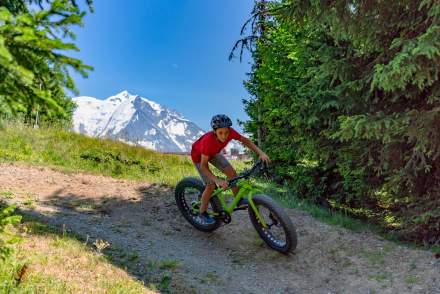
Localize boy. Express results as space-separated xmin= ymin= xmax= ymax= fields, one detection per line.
xmin=191 ymin=114 xmax=270 ymax=224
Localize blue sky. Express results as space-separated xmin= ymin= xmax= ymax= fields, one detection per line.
xmin=70 ymin=0 xmax=254 ymax=132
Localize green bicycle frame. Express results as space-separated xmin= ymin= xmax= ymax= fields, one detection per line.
xmin=208 ymin=180 xmax=269 ymax=228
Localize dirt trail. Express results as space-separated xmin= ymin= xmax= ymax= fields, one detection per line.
xmin=1 ymin=162 xmax=439 ymax=293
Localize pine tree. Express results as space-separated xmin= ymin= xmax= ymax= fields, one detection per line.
xmin=230 ymin=0 xmax=269 ymax=147
xmin=0 ymin=0 xmax=93 ymax=124
xmin=240 ymin=0 xmax=440 ymax=243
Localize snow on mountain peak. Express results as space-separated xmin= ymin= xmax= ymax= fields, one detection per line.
xmin=72 ymin=91 xmax=206 ymax=152
xmin=105 ymin=90 xmax=132 ymax=104
xmin=142 ymin=97 xmax=162 ymax=113
xmin=117 ymin=90 xmax=130 ymax=97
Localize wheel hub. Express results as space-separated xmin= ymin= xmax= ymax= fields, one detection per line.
xmin=219 ymin=210 xmax=232 ymax=224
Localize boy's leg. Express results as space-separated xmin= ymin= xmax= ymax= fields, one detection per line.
xmin=194 ymin=163 xmax=215 ymax=214
xmin=200 ymin=183 xmax=216 ymax=213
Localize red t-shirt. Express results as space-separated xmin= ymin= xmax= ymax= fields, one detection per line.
xmin=191 ymin=128 xmax=242 ymax=163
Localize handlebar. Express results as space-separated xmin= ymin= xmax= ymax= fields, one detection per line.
xmin=228 ymin=160 xmax=267 ymax=187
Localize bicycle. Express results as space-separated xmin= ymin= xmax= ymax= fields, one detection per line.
xmin=175 ymin=160 xmax=297 ymax=254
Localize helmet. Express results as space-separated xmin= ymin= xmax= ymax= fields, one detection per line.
xmin=211 ymin=114 xmax=232 ymax=130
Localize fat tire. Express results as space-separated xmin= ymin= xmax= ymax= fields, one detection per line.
xmin=248 ymin=194 xmax=297 ymax=254
xmin=175 ymin=177 xmax=222 ymax=232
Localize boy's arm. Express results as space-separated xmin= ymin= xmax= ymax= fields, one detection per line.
xmin=239 ymin=136 xmax=270 ymax=163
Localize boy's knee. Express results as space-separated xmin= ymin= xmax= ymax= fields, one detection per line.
xmin=224 ymin=167 xmax=237 ymax=179
xmin=205 ymin=183 xmax=216 ymax=191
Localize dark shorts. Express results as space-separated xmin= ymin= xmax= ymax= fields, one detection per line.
xmin=194 ymin=154 xmax=231 ymax=185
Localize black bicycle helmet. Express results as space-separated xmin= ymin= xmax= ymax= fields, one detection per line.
xmin=211 ymin=114 xmax=232 ymax=130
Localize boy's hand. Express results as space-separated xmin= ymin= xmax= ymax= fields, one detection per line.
xmin=215 ymin=178 xmax=229 ymax=189
xmin=259 ymin=152 xmax=270 ymax=164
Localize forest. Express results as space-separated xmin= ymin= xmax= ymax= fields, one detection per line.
xmin=235 ymin=0 xmax=440 ymax=244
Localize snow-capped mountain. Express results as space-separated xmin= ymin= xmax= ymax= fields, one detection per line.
xmin=72 ymin=90 xmax=243 ymax=153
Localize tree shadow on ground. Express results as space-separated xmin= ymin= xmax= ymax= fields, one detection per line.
xmin=0 ymin=183 xmax=196 ymax=293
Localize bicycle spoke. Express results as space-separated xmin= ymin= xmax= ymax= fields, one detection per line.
xmin=182 ymin=187 xmax=215 ymax=223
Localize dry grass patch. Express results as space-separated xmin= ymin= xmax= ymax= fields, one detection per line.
xmin=5 ymin=220 xmax=157 ymax=294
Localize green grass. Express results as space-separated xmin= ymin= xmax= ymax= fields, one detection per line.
xmin=103 ymin=246 xmax=178 ymax=293
xmin=0 ymin=122 xmax=195 ymax=186
xmin=147 ymin=259 xmax=180 ymax=271
xmin=0 ymin=121 xmax=247 ymax=186
xmin=199 ymin=271 xmax=220 ymax=284
xmin=361 ymin=249 xmax=386 ymax=266
xmin=254 ymin=180 xmax=383 ymax=233
xmin=404 ymin=275 xmax=419 ymax=285
xmin=0 ymin=191 xmax=15 ymax=199
xmin=369 ymin=271 xmax=392 ymax=283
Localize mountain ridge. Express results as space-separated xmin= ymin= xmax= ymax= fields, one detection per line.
xmin=72 ymin=90 xmax=243 ymax=154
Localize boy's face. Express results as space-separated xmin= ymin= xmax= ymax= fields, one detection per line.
xmin=214 ymin=127 xmax=230 ymax=143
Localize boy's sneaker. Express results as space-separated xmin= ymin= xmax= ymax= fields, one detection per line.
xmin=198 ymin=212 xmax=215 ymax=225
xmin=237 ymin=198 xmax=249 ymax=208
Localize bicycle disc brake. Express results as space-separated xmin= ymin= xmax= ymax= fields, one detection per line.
xmin=269 ymin=212 xmax=280 ymax=228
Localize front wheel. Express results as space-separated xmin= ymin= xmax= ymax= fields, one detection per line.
xmin=175 ymin=177 xmax=222 ymax=232
xmin=248 ymin=194 xmax=297 ymax=254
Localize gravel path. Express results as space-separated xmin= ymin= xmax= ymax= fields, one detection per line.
xmin=1 ymin=162 xmax=439 ymax=293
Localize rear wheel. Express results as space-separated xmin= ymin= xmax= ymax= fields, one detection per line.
xmin=248 ymin=194 xmax=297 ymax=254
xmin=175 ymin=177 xmax=222 ymax=232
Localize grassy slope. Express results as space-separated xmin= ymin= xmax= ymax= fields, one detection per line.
xmin=0 ymin=122 xmax=195 ymax=186
xmin=0 ymin=122 xmax=247 ymax=186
